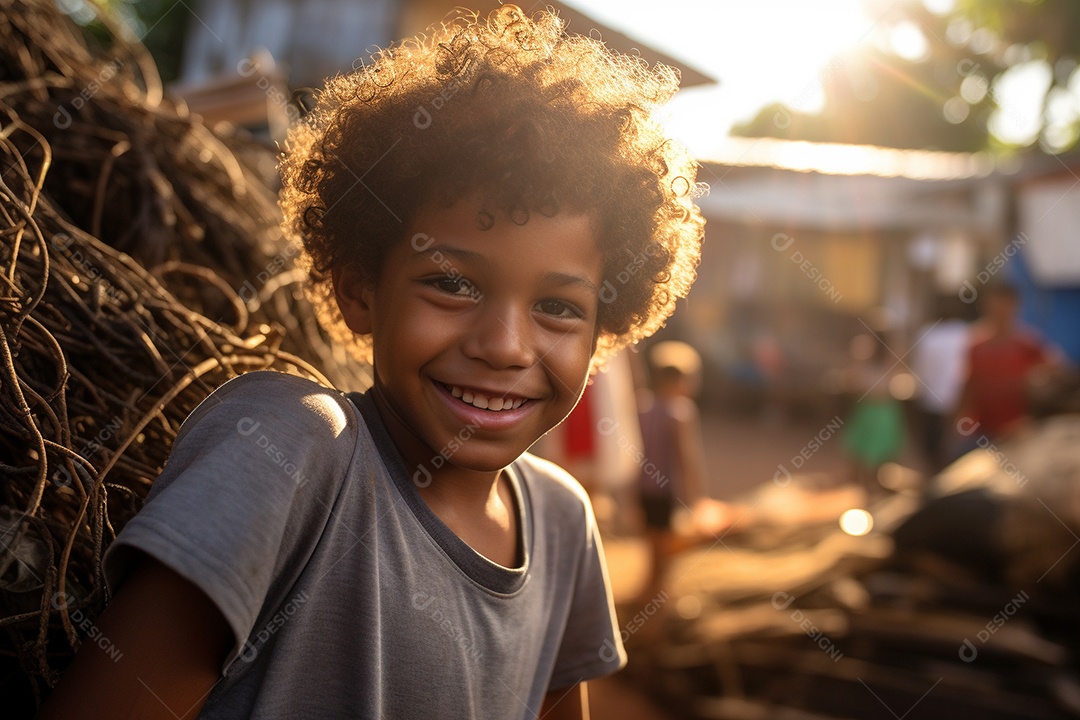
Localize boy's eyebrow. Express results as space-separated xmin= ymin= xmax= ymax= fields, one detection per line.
xmin=414 ymin=244 xmax=490 ymax=270
xmin=414 ymin=244 xmax=598 ymax=294
xmin=541 ymin=271 xmax=598 ymax=295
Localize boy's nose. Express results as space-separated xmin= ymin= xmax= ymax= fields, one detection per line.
xmin=462 ymin=304 xmax=536 ymax=370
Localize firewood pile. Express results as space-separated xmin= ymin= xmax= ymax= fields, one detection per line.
xmin=632 ymin=417 xmax=1080 ymax=720
xmin=0 ymin=1 xmax=368 ymax=712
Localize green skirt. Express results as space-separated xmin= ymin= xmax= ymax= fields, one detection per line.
xmin=843 ymin=399 xmax=904 ymax=467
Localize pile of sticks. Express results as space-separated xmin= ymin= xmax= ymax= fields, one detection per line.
xmin=635 ymin=429 xmax=1080 ymax=719
xmin=0 ymin=1 xmax=367 ymax=710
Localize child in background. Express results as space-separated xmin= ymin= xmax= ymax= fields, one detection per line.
xmin=41 ymin=6 xmax=704 ymax=720
xmin=635 ymin=341 xmax=708 ymax=604
xmin=957 ymin=282 xmax=1061 ymax=445
xmin=841 ymin=333 xmax=905 ymax=496
xmin=911 ymin=294 xmax=971 ymax=472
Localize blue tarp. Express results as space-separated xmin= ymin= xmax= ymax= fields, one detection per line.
xmin=1011 ymin=247 xmax=1080 ymax=364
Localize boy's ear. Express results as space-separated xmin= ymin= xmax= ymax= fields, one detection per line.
xmin=332 ymin=266 xmax=375 ymax=335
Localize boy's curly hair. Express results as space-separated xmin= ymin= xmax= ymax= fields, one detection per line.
xmin=279 ymin=3 xmax=705 ymax=367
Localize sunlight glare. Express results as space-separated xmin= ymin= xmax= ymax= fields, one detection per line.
xmin=960 ymin=74 xmax=989 ymax=104
xmin=567 ymin=0 xmax=876 ymax=152
xmin=989 ymin=60 xmax=1051 ymax=145
xmin=840 ymin=509 xmax=873 ymax=536
xmin=890 ymin=22 xmax=929 ymax=61
xmin=707 ymin=0 xmax=876 ymax=114
xmin=922 ymin=0 xmax=955 ymax=15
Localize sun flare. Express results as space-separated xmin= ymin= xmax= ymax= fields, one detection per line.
xmin=567 ymin=0 xmax=878 ymax=153
xmin=718 ymin=0 xmax=876 ymax=112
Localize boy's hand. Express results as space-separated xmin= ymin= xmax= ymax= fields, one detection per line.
xmin=38 ymin=553 xmax=232 ymax=720
xmin=541 ymin=682 xmax=589 ymax=719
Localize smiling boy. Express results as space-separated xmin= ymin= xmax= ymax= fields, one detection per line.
xmin=40 ymin=6 xmax=704 ymax=719
xmin=335 ymin=201 xmax=604 ymax=572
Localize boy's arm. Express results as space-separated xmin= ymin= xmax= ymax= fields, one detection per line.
xmin=38 ymin=552 xmax=232 ymax=720
xmin=541 ymin=682 xmax=589 ymax=720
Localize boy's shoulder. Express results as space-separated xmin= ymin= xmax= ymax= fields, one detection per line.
xmin=514 ymin=451 xmax=593 ymax=521
xmin=212 ymin=368 xmax=336 ymax=396
xmin=181 ymin=370 xmax=355 ymax=441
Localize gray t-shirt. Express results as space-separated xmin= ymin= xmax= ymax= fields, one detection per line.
xmin=103 ymin=371 xmax=626 ymax=719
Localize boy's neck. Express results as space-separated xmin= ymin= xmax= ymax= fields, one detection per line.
xmin=415 ymin=466 xmax=521 ymax=569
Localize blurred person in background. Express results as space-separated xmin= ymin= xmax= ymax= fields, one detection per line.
xmin=635 ymin=341 xmax=708 ymax=604
xmin=911 ymin=294 xmax=971 ymax=473
xmin=955 ymin=281 xmax=1063 ymax=447
xmin=841 ymin=332 xmax=906 ymax=497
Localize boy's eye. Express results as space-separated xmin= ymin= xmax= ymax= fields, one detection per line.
xmin=431 ymin=276 xmax=478 ymax=298
xmin=536 ymin=299 xmax=584 ymax=319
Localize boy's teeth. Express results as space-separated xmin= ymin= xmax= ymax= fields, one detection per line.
xmin=447 ymin=385 xmax=524 ymax=412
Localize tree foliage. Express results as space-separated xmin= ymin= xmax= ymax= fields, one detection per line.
xmin=733 ymin=0 xmax=1080 ymax=153
xmin=63 ymin=0 xmax=189 ymax=83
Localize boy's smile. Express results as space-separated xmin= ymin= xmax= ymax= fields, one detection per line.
xmin=335 ymin=197 xmax=604 ymax=481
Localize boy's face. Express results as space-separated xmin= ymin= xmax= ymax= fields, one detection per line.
xmin=336 ymin=197 xmax=604 ymax=476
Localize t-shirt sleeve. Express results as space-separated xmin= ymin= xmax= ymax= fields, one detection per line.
xmin=101 ymin=371 xmax=356 ymax=670
xmin=547 ymin=495 xmax=627 ymax=689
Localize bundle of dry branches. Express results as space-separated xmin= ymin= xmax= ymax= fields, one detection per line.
xmin=0 ymin=1 xmax=368 ymax=711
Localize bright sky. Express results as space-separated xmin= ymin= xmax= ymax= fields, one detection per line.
xmin=561 ymin=0 xmax=888 ymax=156
xmin=563 ymin=0 xmax=1059 ymax=156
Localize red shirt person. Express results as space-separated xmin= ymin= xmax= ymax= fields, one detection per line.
xmin=959 ymin=283 xmax=1059 ymax=440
